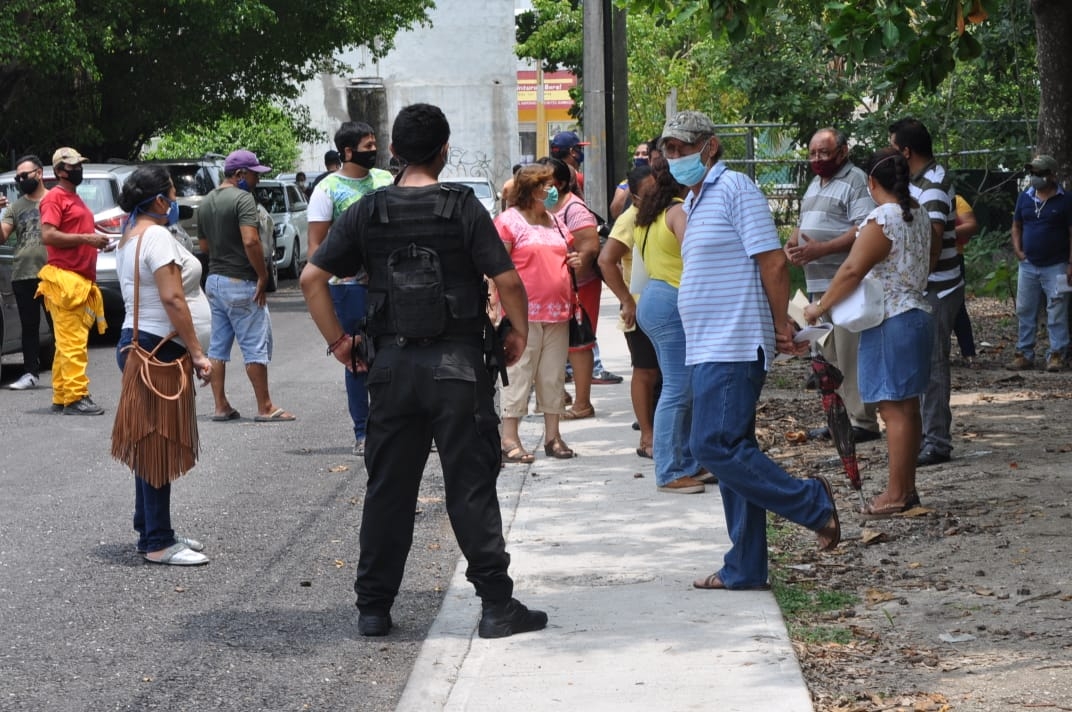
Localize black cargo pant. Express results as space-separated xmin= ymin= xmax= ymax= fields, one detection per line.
xmin=355 ymin=338 xmax=513 ymax=615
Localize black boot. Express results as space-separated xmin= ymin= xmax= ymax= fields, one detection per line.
xmin=478 ymin=598 xmax=548 ymax=639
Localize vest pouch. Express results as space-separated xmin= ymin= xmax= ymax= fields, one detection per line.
xmin=387 ymin=243 xmax=447 ymax=339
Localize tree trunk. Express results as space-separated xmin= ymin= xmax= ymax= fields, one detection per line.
xmin=1032 ymin=0 xmax=1072 ymax=181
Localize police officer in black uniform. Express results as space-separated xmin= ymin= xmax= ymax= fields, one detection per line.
xmin=301 ymin=103 xmax=547 ymax=639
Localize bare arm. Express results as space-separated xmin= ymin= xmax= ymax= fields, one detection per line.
xmin=667 ymin=204 xmax=687 ymax=244
xmin=608 ymin=186 xmax=629 ymax=221
xmin=1011 ymin=220 xmax=1025 ymax=261
xmin=568 ymin=225 xmax=601 ymax=281
xmin=928 ymin=220 xmax=943 ymax=272
xmin=786 ymin=225 xmax=858 ymax=266
xmin=306 ymin=220 xmax=330 ymax=259
xmin=152 ymin=263 xmax=211 ymax=382
xmin=240 ymin=224 xmax=269 ymax=306
xmin=42 ymin=223 xmax=109 ymax=249
xmin=755 ymin=248 xmax=807 ymax=356
xmin=300 ymin=261 xmax=359 ymax=370
xmin=955 ymin=209 xmax=980 ymax=246
xmin=803 ymin=219 xmax=892 ymax=324
xmin=597 ymin=238 xmax=635 ymax=328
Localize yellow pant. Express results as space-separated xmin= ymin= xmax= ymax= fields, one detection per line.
xmin=45 ymin=297 xmax=92 ymax=406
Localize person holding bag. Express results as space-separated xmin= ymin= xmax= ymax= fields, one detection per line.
xmin=493 ymin=163 xmax=576 ymax=462
xmin=112 ymin=166 xmax=212 ymax=565
xmin=804 ymin=148 xmax=934 ymax=517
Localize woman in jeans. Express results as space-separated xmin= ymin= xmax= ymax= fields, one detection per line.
xmin=804 ymin=148 xmax=934 ymax=516
xmin=494 ymin=163 xmax=576 ymax=462
xmin=635 ymin=155 xmax=710 ymax=494
xmin=115 ymin=166 xmax=213 ymax=565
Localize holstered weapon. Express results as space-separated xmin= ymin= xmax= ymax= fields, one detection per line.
xmin=352 ymin=319 xmax=375 ymax=372
xmin=484 ymin=316 xmax=510 ymax=387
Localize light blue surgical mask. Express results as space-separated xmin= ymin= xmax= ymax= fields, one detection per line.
xmin=667 ymin=148 xmax=709 ymax=186
xmin=543 ymin=185 xmax=559 ymax=209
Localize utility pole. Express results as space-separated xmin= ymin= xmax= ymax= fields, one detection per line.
xmin=582 ymin=0 xmax=626 ymax=219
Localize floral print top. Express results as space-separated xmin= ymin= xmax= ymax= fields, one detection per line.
xmin=860 ymin=202 xmax=933 ymax=319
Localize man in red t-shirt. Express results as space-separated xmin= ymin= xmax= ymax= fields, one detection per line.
xmin=38 ymin=147 xmax=111 ymax=415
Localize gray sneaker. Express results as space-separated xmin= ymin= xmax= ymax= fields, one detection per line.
xmin=64 ymin=396 xmax=105 ymax=416
xmin=352 ymin=437 xmax=366 ymax=456
xmin=8 ymin=373 xmax=38 ymax=390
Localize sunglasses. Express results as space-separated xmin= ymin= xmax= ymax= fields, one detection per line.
xmin=15 ymin=170 xmax=39 ymax=181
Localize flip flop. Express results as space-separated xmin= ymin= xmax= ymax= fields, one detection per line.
xmin=561 ymin=404 xmax=595 ymax=420
xmin=860 ymin=497 xmax=917 ymax=520
xmin=636 ymin=446 xmax=653 ymax=459
xmin=144 ymin=543 xmax=209 ymax=566
xmin=254 ymin=408 xmax=296 ymax=422
xmin=692 ymin=573 xmax=770 ymax=590
xmin=211 ymin=409 xmax=241 ymax=422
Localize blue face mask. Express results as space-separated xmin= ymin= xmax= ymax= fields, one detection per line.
xmin=237 ymin=178 xmax=250 ymax=191
xmin=572 ymin=148 xmax=584 ymax=165
xmin=166 ymin=199 xmax=180 ymax=225
xmin=667 ymin=148 xmax=709 ymax=186
xmin=633 ymin=157 xmax=649 ymax=168
xmin=543 ymin=185 xmax=559 ymax=209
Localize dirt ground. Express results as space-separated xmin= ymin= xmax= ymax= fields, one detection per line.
xmin=758 ymin=297 xmax=1072 ymax=712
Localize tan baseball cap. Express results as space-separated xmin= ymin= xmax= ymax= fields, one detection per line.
xmin=52 ymin=147 xmax=89 ymax=168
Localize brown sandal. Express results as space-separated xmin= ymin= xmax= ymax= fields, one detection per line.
xmin=544 ymin=436 xmax=575 ymax=459
xmin=812 ymin=475 xmax=841 ymax=551
xmin=561 ymin=404 xmax=595 ymax=420
xmin=502 ymin=444 xmax=535 ymax=464
xmin=692 ymin=573 xmax=771 ymax=590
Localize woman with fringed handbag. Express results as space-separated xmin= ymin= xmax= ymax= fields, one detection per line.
xmin=112 ymin=166 xmax=213 ymax=566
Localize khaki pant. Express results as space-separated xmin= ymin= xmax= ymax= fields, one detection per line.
xmin=820 ymin=322 xmax=878 ymax=432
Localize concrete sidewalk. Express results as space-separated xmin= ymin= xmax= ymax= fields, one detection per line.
xmin=398 ymin=292 xmax=814 ymax=712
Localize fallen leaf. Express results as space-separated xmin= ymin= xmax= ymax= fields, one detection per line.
xmin=973 ymin=588 xmax=994 ymax=596
xmin=785 ymin=430 xmax=808 ymax=444
xmin=861 ymin=528 xmax=888 ymax=545
xmin=329 ymin=464 xmax=350 ymax=473
xmin=174 ymin=586 xmax=185 ymax=593
xmin=865 ymin=587 xmax=896 ymax=604
xmin=900 ymin=506 xmax=932 ymax=517
xmin=334 ymin=559 xmax=345 ymax=568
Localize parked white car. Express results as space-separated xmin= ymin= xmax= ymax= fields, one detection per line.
xmin=254 ymin=180 xmax=309 ymax=279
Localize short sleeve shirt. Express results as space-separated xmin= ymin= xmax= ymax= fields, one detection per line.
xmin=1013 ymin=187 xmax=1072 ymax=267
xmin=197 ymin=186 xmax=261 ymax=281
xmin=908 ymin=161 xmax=961 ymax=298
xmin=308 ymin=169 xmax=394 ymax=222
xmin=494 ymin=208 xmax=572 ymax=323
xmin=39 ymin=186 xmax=98 ymax=281
xmin=798 ymin=162 xmax=875 ymax=293
xmin=678 ymin=163 xmax=781 ymax=369
xmin=860 ymin=203 xmax=933 ymax=320
xmin=2 ymin=195 xmax=48 ymax=281
xmin=311 ymin=185 xmax=515 ymax=284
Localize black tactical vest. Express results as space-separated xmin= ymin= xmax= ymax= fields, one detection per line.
xmin=360 ymin=184 xmax=486 ymax=340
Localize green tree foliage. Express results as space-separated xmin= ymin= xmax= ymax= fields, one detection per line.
xmin=0 ymin=0 xmax=432 ymax=167
xmin=143 ymin=102 xmax=325 ymax=173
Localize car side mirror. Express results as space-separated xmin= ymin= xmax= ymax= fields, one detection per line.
xmin=179 ymin=205 xmax=194 ymax=220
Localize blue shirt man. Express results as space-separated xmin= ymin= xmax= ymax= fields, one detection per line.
xmin=1009 ymin=154 xmax=1072 ymax=371
xmin=660 ymin=110 xmax=840 ymax=591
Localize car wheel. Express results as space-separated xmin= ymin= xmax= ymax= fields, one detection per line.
xmin=284 ymin=237 xmax=301 ymax=279
xmin=265 ymin=255 xmax=278 ymax=293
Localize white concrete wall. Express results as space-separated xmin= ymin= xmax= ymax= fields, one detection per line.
xmin=295 ymin=0 xmax=518 ymax=188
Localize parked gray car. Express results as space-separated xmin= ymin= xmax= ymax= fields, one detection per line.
xmin=254 ymin=180 xmax=309 ymax=279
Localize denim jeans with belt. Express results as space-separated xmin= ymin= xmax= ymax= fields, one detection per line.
xmin=636 ymin=280 xmax=699 ymax=486
xmin=689 ymin=353 xmax=834 ymax=588
xmin=117 ymin=328 xmax=188 ymax=553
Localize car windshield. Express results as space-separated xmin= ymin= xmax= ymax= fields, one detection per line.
xmin=167 ymin=166 xmax=216 ymax=197
xmin=1 ymin=177 xmax=116 ymax=211
xmin=465 ymin=182 xmax=493 ymax=200
xmin=255 ymin=186 xmax=286 ymax=213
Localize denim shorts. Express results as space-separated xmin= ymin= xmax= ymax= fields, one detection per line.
xmin=206 ymin=274 xmax=273 ymax=364
xmin=858 ymin=308 xmax=933 ymax=403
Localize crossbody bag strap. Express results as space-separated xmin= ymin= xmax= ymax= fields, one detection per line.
xmin=550 ymin=214 xmax=581 ymax=293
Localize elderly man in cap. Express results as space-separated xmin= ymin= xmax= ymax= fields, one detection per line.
xmin=1009 ymin=154 xmax=1072 ymax=372
xmin=38 ymin=147 xmax=112 ymax=414
xmin=659 ymin=110 xmax=841 ymax=591
xmin=198 ymin=149 xmax=295 ymax=422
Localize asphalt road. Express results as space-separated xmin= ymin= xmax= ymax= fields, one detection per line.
xmin=0 ymin=279 xmax=461 ymax=712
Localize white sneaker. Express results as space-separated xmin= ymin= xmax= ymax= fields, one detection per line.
xmin=8 ymin=373 xmax=38 ymax=390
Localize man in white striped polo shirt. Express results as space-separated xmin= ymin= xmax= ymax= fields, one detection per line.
xmin=785 ymin=127 xmax=879 ymax=442
xmin=660 ymin=110 xmax=841 ymax=591
xmin=889 ymin=118 xmax=961 ymax=467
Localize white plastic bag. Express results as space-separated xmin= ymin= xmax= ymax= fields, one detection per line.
xmin=830 ymin=276 xmax=885 ymax=332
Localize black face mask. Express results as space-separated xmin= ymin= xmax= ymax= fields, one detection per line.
xmin=64 ymin=167 xmax=84 ymax=186
xmin=17 ymin=177 xmax=39 ymax=195
xmin=348 ymin=150 xmax=378 ymax=170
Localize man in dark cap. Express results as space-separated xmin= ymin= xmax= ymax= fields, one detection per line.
xmin=301 ymin=103 xmax=547 ymax=639
xmin=550 ymin=130 xmax=589 ymax=193
xmin=309 ymin=150 xmax=342 ymax=195
xmin=199 ymin=149 xmax=295 ymax=423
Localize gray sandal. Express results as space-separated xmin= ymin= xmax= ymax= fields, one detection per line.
xmin=144 ymin=543 xmax=209 ymax=566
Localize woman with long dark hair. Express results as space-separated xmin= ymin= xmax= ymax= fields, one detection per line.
xmin=634 ymin=154 xmax=710 ymax=494
xmin=804 ymin=147 xmax=934 ymax=516
xmin=115 ymin=165 xmax=213 ymax=565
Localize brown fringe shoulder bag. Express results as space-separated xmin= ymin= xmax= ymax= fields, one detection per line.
xmin=110 ymin=232 xmax=200 ymax=488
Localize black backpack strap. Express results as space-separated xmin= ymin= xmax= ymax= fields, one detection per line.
xmin=373 ymin=188 xmax=390 ymax=224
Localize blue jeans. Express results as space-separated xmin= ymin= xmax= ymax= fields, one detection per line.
xmin=689 ymin=355 xmax=834 ymax=588
xmin=206 ymin=274 xmax=273 ymax=364
xmin=117 ymin=329 xmax=187 ymax=552
xmin=1016 ymin=260 xmax=1070 ymax=360
xmin=331 ymin=283 xmax=369 ymax=440
xmin=636 ymin=280 xmax=699 ymax=485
